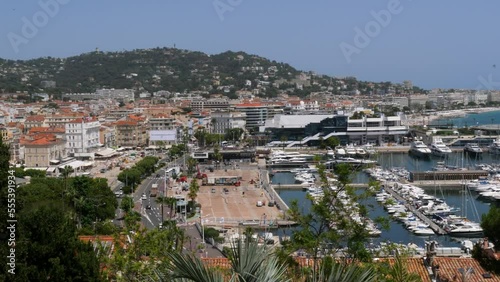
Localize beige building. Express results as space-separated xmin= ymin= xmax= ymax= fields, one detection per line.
xmin=24 ymin=115 xmax=46 ymax=133
xmin=21 ymin=134 xmax=66 ymax=168
xmin=115 ymin=120 xmax=148 ymax=148
xmin=148 ymin=113 xmax=176 ymax=146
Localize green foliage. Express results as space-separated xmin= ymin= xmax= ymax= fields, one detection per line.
xmin=481 ymin=204 xmax=500 ymax=248
xmin=120 ymin=196 xmax=134 ymax=213
xmin=13 ymin=167 xmax=47 ymax=178
xmin=188 ymin=179 xmax=200 ymax=204
xmin=224 ymin=128 xmax=244 ymax=142
xmin=165 ymin=240 xmax=290 ymax=282
xmin=8 ymin=205 xmax=102 ymax=281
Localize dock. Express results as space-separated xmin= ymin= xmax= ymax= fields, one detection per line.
xmin=409 ymin=170 xmax=489 ymax=181
xmin=272 ymin=183 xmax=369 ymax=190
xmin=384 ymin=183 xmax=447 ymax=235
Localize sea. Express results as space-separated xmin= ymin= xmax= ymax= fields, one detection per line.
xmin=271 ymin=110 xmax=500 ymax=249
xmin=429 ymin=109 xmax=500 ymax=128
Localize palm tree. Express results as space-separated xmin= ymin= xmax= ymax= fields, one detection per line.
xmin=164 ymin=240 xmax=290 ymax=282
xmin=156 ymin=196 xmax=167 ymax=224
xmin=382 ymin=250 xmax=422 ymax=282
xmin=310 ymin=261 xmax=378 ymax=282
xmin=61 ymin=165 xmax=74 ymax=210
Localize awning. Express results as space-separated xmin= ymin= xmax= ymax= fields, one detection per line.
xmin=59 ymin=160 xmax=86 ymax=170
xmin=49 ymin=159 xmax=60 ymax=164
xmin=47 ymin=167 xmax=57 ymax=173
xmin=25 ymin=167 xmax=48 ymax=171
xmin=95 ymin=148 xmax=116 ymax=157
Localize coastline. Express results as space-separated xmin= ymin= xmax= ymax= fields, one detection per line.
xmin=405 ymin=107 xmax=500 ymax=126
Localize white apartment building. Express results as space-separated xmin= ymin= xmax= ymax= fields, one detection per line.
xmin=65 ymin=117 xmax=101 ymax=158
xmin=211 ymin=111 xmax=246 ymax=134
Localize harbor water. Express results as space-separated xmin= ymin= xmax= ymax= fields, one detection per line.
xmin=271 ymin=152 xmax=500 ymax=248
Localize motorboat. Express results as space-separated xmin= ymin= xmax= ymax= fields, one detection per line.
xmin=327 ymin=149 xmax=335 ymax=159
xmin=464 ymin=143 xmax=483 ymax=154
xmin=345 ymin=145 xmax=357 ymax=156
xmin=490 ymin=139 xmax=500 ymax=155
xmin=356 ymin=148 xmax=367 ymax=158
xmin=409 ymin=141 xmax=431 ymax=158
xmin=412 ymin=226 xmax=435 ymax=236
xmin=430 ymin=138 xmax=452 ymax=157
xmin=334 ymin=147 xmax=346 ymax=157
xmin=445 ymin=222 xmax=483 ymax=237
xmin=362 ymin=143 xmax=377 ymax=155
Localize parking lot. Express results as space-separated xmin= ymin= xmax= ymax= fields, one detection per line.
xmin=195 ymin=166 xmax=282 ymax=226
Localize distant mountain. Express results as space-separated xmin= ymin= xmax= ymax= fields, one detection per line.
xmin=0 ymin=48 xmax=424 ymax=97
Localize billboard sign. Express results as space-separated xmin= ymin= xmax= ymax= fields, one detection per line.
xmin=149 ymin=130 xmax=177 ymax=141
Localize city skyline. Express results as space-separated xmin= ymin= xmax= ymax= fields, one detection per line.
xmin=1 ymin=0 xmax=499 ymax=90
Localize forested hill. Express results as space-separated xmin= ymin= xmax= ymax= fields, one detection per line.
xmin=0 ymin=48 xmax=424 ymax=97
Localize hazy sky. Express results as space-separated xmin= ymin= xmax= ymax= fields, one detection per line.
xmin=1 ymin=1 xmax=499 ymax=90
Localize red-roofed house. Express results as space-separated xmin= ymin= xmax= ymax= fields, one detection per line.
xmin=115 ymin=118 xmax=148 ymax=148
xmin=21 ymin=133 xmax=66 ymax=168
xmin=24 ymin=115 xmax=46 ymax=133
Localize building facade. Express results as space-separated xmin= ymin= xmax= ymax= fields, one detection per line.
xmin=261 ymin=113 xmax=408 ymax=147
xmin=115 ymin=120 xmax=148 ymax=148
xmin=190 ymin=99 xmax=230 ymax=112
xmin=210 ymin=111 xmax=246 ymax=134
xmin=148 ymin=114 xmax=176 ymax=146
xmin=21 ymin=134 xmax=66 ymax=168
xmin=65 ymin=118 xmax=101 ymax=157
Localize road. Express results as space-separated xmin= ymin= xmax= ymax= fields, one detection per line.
xmin=135 ymin=154 xmax=187 ymax=229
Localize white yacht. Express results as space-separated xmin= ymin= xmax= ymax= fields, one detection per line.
xmin=334 ymin=147 xmax=346 ymax=157
xmin=409 ymin=141 xmax=431 ymax=157
xmin=490 ymin=139 xmax=500 ymax=155
xmin=345 ymin=145 xmax=357 ymax=156
xmin=464 ymin=143 xmax=483 ymax=154
xmin=445 ymin=222 xmax=483 ymax=237
xmin=356 ymin=147 xmax=367 ymax=157
xmin=362 ymin=143 xmax=377 ymax=155
xmin=430 ymin=138 xmax=452 ymax=157
xmin=326 ymin=149 xmax=335 ymax=159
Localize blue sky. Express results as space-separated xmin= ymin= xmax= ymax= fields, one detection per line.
xmin=1 ymin=0 xmax=499 ymax=90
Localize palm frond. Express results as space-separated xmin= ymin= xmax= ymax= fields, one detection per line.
xmin=166 ymin=252 xmax=224 ymax=282
xmin=318 ymin=262 xmax=377 ymax=282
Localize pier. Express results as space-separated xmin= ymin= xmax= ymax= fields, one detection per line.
xmin=409 ymin=170 xmax=488 ymax=181
xmin=383 ymin=183 xmax=447 ymax=235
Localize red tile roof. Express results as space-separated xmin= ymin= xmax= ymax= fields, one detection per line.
xmin=235 ymin=103 xmax=264 ymax=107
xmin=433 ymin=257 xmax=500 ymax=282
xmin=29 ymin=126 xmax=65 ymax=134
xmin=25 ymin=115 xmax=45 ymax=122
xmin=21 ymin=134 xmax=62 ymax=146
xmin=115 ymin=120 xmax=137 ymax=126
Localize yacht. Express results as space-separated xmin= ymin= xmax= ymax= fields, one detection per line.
xmin=345 ymin=145 xmax=357 ymax=156
xmin=430 ymin=138 xmax=452 ymax=157
xmin=334 ymin=147 xmax=346 ymax=157
xmin=464 ymin=143 xmax=483 ymax=154
xmin=356 ymin=147 xmax=367 ymax=158
xmin=362 ymin=143 xmax=377 ymax=155
xmin=445 ymin=222 xmax=484 ymax=237
xmin=490 ymin=139 xmax=500 ymax=155
xmin=409 ymin=141 xmax=431 ymax=158
xmin=326 ymin=149 xmax=335 ymax=159
xmin=412 ymin=226 xmax=435 ymax=236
